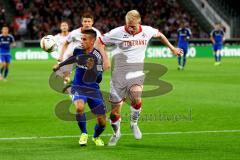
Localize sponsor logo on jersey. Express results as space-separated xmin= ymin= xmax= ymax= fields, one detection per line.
xmin=123 ymin=34 xmax=129 ymax=38
xmin=142 ymin=33 xmax=147 ymax=38
xmin=123 ymin=39 xmax=147 ymax=47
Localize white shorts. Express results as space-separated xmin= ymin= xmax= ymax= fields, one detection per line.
xmin=109 ymin=71 xmax=145 ymax=103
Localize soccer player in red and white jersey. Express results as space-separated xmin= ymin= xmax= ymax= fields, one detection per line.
xmin=55 ymin=21 xmax=70 ymax=60
xmin=58 ymin=12 xmax=109 ymax=70
xmin=98 ymin=10 xmax=183 ymax=146
xmin=54 ymin=21 xmax=71 ymax=83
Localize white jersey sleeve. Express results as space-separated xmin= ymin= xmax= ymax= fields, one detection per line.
xmin=101 ymin=27 xmax=123 ymax=45
xmin=67 ymin=29 xmax=80 ymax=43
xmin=66 ymin=31 xmax=73 ymax=43
xmin=144 ymin=26 xmax=159 ymax=38
xmin=53 ymin=33 xmax=70 ymax=60
xmin=92 ymin=27 xmax=102 ymax=39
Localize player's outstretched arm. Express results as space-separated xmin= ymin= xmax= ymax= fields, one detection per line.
xmin=58 ymin=41 xmax=70 ymax=62
xmin=53 ymin=55 xmax=76 ymax=72
xmin=11 ymin=42 xmax=16 ymax=48
xmin=95 ymin=38 xmax=110 ymax=71
xmin=156 ymin=32 xmax=183 ymax=56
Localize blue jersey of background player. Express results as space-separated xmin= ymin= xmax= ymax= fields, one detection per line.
xmin=0 ymin=25 xmax=16 ymax=81
xmin=210 ymin=23 xmax=224 ymax=65
xmin=54 ymin=29 xmax=106 ymax=146
xmin=177 ymin=23 xmax=191 ymax=70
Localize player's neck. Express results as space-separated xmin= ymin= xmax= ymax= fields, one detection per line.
xmin=61 ymin=32 xmax=68 ymax=36
xmin=84 ymin=47 xmax=94 ymax=54
xmin=124 ymin=25 xmax=142 ymax=35
xmin=81 ymin=27 xmax=92 ymax=32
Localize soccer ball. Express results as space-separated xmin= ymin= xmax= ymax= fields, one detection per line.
xmin=40 ymin=35 xmax=57 ymax=53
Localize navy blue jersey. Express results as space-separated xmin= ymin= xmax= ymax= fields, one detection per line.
xmin=72 ymin=48 xmax=103 ymax=90
xmin=0 ymin=34 xmax=15 ymax=55
xmin=210 ymin=29 xmax=224 ymax=45
xmin=177 ymin=28 xmax=191 ymax=47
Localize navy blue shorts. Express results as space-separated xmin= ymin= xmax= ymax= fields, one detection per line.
xmin=213 ymin=44 xmax=222 ymax=51
xmin=178 ymin=46 xmax=188 ymax=56
xmin=0 ymin=55 xmax=11 ymax=63
xmin=71 ymin=86 xmax=106 ymax=115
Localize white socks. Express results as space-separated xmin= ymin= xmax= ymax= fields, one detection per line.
xmin=130 ymin=106 xmax=141 ymax=125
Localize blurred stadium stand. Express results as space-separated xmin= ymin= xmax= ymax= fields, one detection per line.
xmin=178 ymin=0 xmax=212 ymax=37
xmin=2 ymin=0 xmax=208 ymax=39
xmin=0 ymin=0 xmax=239 ymax=47
xmin=207 ymin=0 xmax=240 ymax=38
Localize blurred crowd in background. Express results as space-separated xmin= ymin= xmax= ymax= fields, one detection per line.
xmin=1 ymin=0 xmax=209 ymax=41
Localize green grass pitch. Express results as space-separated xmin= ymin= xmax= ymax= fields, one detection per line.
xmin=0 ymin=57 xmax=240 ymax=160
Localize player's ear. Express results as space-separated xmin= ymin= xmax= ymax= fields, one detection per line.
xmin=91 ymin=39 xmax=95 ymax=45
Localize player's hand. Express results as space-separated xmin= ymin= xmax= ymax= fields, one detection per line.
xmin=57 ymin=56 xmax=63 ymax=62
xmin=171 ymin=47 xmax=183 ymax=56
xmin=53 ymin=64 xmax=60 ymax=72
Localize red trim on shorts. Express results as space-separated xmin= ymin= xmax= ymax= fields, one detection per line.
xmin=109 ymin=98 xmax=125 ymax=104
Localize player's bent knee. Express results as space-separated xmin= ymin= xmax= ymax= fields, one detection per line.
xmin=132 ymin=98 xmax=142 ymax=104
xmin=110 ymin=108 xmax=121 ymax=117
xmin=97 ymin=115 xmax=106 ymax=127
xmin=129 ymin=85 xmax=142 ymax=92
xmin=129 ymin=85 xmax=142 ymax=102
xmin=3 ymin=63 xmax=7 ymax=68
xmin=111 ymin=103 xmax=121 ymax=112
xmin=74 ymin=100 xmax=85 ymax=114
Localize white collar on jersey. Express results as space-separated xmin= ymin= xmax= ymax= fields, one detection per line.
xmin=124 ymin=25 xmax=143 ymax=36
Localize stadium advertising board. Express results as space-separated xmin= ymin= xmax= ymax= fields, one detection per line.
xmin=10 ymin=45 xmax=240 ymax=60
xmin=146 ymin=45 xmax=240 ymax=58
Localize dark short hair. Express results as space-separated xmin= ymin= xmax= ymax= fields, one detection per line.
xmin=60 ymin=21 xmax=68 ymax=25
xmin=1 ymin=24 xmax=9 ymax=29
xmin=82 ymin=12 xmax=94 ymax=21
xmin=82 ymin=29 xmax=97 ymax=39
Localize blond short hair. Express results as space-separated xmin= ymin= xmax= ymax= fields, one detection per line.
xmin=125 ymin=10 xmax=141 ymax=23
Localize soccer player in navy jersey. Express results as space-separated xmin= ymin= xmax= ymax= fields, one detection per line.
xmin=53 ymin=29 xmax=107 ymax=146
xmin=210 ymin=23 xmax=224 ymax=66
xmin=177 ymin=23 xmax=191 ymax=70
xmin=0 ymin=25 xmax=16 ymax=81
